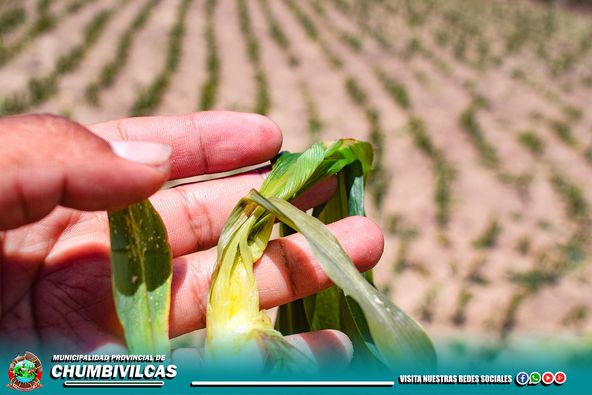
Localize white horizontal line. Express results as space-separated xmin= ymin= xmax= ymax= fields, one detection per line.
xmin=63 ymin=380 xmax=164 ymax=387
xmin=190 ymin=381 xmax=394 ymax=387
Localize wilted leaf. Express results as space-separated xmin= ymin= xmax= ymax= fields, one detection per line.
xmin=248 ymin=191 xmax=437 ymax=370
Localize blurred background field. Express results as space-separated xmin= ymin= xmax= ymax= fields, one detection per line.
xmin=1 ymin=0 xmax=591 ymax=358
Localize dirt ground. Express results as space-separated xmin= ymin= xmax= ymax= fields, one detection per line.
xmin=1 ymin=0 xmax=591 ymax=355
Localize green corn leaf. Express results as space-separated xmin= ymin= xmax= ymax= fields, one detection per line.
xmin=207 ymin=139 xmax=434 ymax=371
xmin=260 ymin=139 xmax=373 ymax=200
xmin=247 ymin=191 xmax=437 ymax=370
xmin=277 ymin=156 xmax=379 ymax=367
xmin=108 ymin=200 xmax=172 ymax=355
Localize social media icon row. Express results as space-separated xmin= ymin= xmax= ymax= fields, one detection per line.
xmin=515 ymin=371 xmax=566 ymax=386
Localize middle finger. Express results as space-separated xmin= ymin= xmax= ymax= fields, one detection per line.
xmin=48 ymin=169 xmax=336 ymax=260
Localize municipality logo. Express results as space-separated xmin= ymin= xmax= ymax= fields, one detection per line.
xmin=7 ymin=352 xmax=43 ymax=392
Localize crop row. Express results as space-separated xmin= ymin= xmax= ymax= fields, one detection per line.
xmin=511 ymin=68 xmax=583 ymax=124
xmin=85 ymin=0 xmax=160 ymax=107
xmin=236 ymin=0 xmax=270 ymax=114
xmin=328 ymin=0 xmax=590 ymax=336
xmin=0 ymin=5 xmax=26 ymax=38
xmin=459 ymin=104 xmax=500 ymax=170
xmin=129 ymin=0 xmax=192 ymax=117
xmin=356 ymin=0 xmax=592 ymax=109
xmin=198 ymin=0 xmax=220 ymax=110
xmin=374 ymin=67 xmax=411 ymax=110
xmin=303 ymin=0 xmax=460 ymax=229
xmin=299 ymin=82 xmax=323 ymax=144
xmin=459 ymin=102 xmax=538 ymax=198
xmin=0 ymin=0 xmax=96 ymax=66
xmin=406 ymin=116 xmax=456 ymax=228
xmin=331 ymin=1 xmax=456 ymax=80
xmin=280 ymin=0 xmax=392 ymax=207
xmin=329 ymin=0 xmax=391 ymax=51
xmin=502 ymin=169 xmax=589 ymax=335
xmin=307 ymin=0 xmax=363 ymax=54
xmin=256 ymin=0 xmax=323 ymax=143
xmin=0 ymin=2 xmax=120 ymax=115
xmin=283 ymin=0 xmax=342 ymax=69
xmin=258 ymin=0 xmax=298 ymax=67
xmin=288 ymin=0 xmax=460 ymax=222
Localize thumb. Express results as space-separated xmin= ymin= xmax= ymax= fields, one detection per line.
xmin=0 ymin=114 xmax=170 ymax=230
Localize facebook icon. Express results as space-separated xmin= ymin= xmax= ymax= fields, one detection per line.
xmin=515 ymin=372 xmax=529 ymax=386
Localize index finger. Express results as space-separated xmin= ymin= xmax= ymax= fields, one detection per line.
xmin=88 ymin=111 xmax=283 ymax=180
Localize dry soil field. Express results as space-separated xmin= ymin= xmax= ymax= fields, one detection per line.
xmin=1 ymin=0 xmax=591 ymax=358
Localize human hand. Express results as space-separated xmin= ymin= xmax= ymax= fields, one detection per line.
xmin=0 ymin=112 xmax=384 ymax=368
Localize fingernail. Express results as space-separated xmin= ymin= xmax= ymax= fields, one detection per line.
xmin=110 ymin=141 xmax=171 ymax=166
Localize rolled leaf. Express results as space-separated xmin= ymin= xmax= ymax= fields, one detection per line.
xmin=108 ymin=200 xmax=172 ymax=355
xmin=207 ymin=139 xmax=435 ymax=371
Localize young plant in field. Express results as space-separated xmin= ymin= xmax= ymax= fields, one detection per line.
xmin=549 ymin=171 xmax=588 ymax=222
xmin=499 ymin=291 xmax=525 ymax=338
xmin=584 ymin=146 xmax=592 ymax=166
xmin=374 ymin=67 xmax=411 ymax=110
xmin=130 ymin=0 xmax=192 ymax=116
xmin=0 ymin=7 xmax=26 ymax=37
xmin=406 ymin=116 xmax=455 ymax=228
xmin=259 ymin=0 xmax=299 ymax=67
xmin=418 ymin=285 xmax=439 ymax=323
xmin=394 ymin=237 xmax=411 ymax=274
xmin=198 ymin=0 xmax=220 ymax=109
xmin=299 ymin=82 xmax=323 ymax=144
xmin=563 ymin=105 xmax=582 ymax=123
xmin=515 ymin=235 xmax=531 ymax=256
xmin=459 ymin=105 xmax=500 ymax=169
xmin=0 ymin=4 xmax=118 ymax=115
xmin=86 ymin=0 xmax=160 ymax=106
xmin=466 ymin=256 xmax=489 ymax=285
xmin=509 ymin=228 xmax=588 ymax=299
xmin=402 ymin=37 xmax=423 ymax=61
xmin=517 ymin=130 xmax=545 ymax=157
xmin=433 ymin=29 xmax=449 ymax=47
xmin=285 ymin=0 xmax=317 ymax=41
xmin=237 ymin=0 xmax=270 ymax=114
xmin=340 ymin=31 xmax=363 ymax=53
xmin=284 ymin=0 xmax=342 ymax=69
xmin=329 ymin=0 xmax=390 ymax=51
xmin=472 ymin=219 xmax=502 ymax=249
xmin=0 ymin=0 xmax=95 ymax=66
xmin=27 ymin=76 xmax=57 ymax=105
xmin=56 ymin=7 xmax=115 ymax=75
xmin=389 ymin=219 xmax=420 ymax=275
xmin=66 ymin=0 xmax=95 ymax=14
xmin=31 ymin=0 xmax=56 ymax=36
xmin=451 ymin=287 xmax=472 ymax=326
xmin=549 ymin=119 xmax=576 ymax=147
xmin=0 ymin=93 xmax=27 ymax=115
xmin=508 ymin=267 xmax=558 ymax=293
